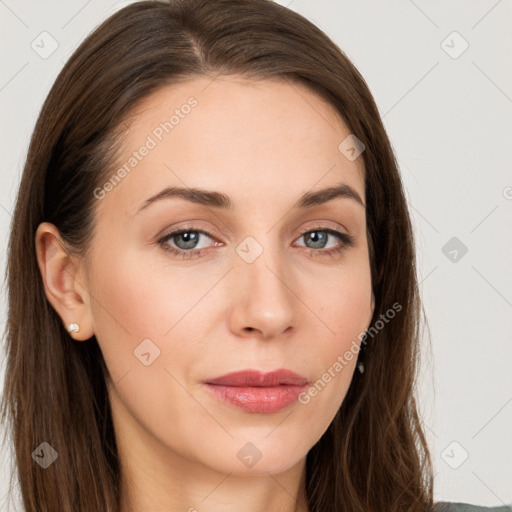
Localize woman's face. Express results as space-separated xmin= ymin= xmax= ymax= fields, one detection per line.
xmin=76 ymin=76 xmax=373 ymax=477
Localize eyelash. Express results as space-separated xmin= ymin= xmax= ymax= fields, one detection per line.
xmin=157 ymin=225 xmax=355 ymax=260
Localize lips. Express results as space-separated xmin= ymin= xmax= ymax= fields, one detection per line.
xmin=203 ymin=369 xmax=309 ymax=414
xmin=204 ymin=369 xmax=308 ymax=387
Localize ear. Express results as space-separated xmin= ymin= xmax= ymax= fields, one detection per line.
xmin=35 ymin=222 xmax=94 ymax=342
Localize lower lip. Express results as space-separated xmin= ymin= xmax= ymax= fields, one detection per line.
xmin=204 ymin=384 xmax=307 ymax=413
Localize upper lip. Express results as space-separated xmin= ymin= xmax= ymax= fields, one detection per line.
xmin=205 ymin=369 xmax=308 ymax=387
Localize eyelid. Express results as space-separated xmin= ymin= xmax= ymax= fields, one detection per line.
xmin=295 ymin=219 xmax=349 ymax=236
xmin=157 ymin=221 xmax=223 ymax=242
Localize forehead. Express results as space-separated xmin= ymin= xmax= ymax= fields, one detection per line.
xmin=100 ymin=75 xmax=365 ymax=215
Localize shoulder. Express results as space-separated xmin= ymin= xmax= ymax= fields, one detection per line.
xmin=433 ymin=502 xmax=512 ymax=512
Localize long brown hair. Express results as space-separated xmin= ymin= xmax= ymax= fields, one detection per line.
xmin=1 ymin=1 xmax=434 ymax=510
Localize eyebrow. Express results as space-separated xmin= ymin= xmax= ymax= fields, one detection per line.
xmin=136 ymin=182 xmax=364 ymax=214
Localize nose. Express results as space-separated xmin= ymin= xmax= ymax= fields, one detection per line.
xmin=226 ymin=243 xmax=297 ymax=341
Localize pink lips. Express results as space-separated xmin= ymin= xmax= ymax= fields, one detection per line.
xmin=204 ymin=369 xmax=308 ymax=414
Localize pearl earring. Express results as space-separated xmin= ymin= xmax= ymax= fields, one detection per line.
xmin=67 ymin=323 xmax=80 ymax=334
xmin=357 ymin=361 xmax=365 ymax=374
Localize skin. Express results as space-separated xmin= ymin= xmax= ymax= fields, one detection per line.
xmin=35 ymin=76 xmax=374 ymax=512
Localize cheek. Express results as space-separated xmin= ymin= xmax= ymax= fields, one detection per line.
xmin=86 ymin=247 xmax=222 ymax=381
xmin=309 ymin=256 xmax=373 ymax=341
xmin=86 ymin=251 xmax=212 ymax=448
xmin=86 ymin=254 xmax=161 ymax=376
xmin=294 ymin=259 xmax=372 ymax=421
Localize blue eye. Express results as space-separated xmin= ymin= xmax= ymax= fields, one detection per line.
xmin=158 ymin=226 xmax=355 ymax=259
xmin=295 ymin=228 xmax=355 ymax=258
xmin=159 ymin=228 xmax=215 ymax=259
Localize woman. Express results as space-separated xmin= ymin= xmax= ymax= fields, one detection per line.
xmin=1 ymin=1 xmax=509 ymax=511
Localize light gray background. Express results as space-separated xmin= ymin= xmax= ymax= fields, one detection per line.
xmin=1 ymin=0 xmax=511 ymax=510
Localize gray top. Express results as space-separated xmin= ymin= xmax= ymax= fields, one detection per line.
xmin=434 ymin=502 xmax=512 ymax=511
